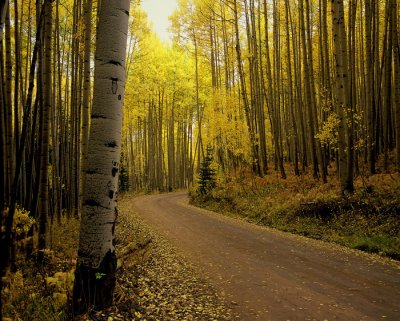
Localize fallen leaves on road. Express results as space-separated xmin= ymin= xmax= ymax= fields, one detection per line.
xmin=98 ymin=196 xmax=236 ymax=321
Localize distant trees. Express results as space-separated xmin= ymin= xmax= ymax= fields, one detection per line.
xmin=118 ymin=0 xmax=400 ymax=196
xmin=0 ymin=0 xmax=399 ymax=234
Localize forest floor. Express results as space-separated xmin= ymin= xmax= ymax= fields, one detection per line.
xmin=1 ymin=199 xmax=234 ymax=320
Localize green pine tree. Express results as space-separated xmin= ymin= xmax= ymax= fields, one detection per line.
xmin=198 ymin=147 xmax=216 ymax=195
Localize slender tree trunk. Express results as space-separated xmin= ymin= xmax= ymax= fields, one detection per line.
xmin=38 ymin=0 xmax=53 ymax=257
xmin=194 ymin=34 xmax=203 ymax=173
xmin=299 ymin=0 xmax=319 ymax=179
xmin=233 ymin=0 xmax=258 ymax=174
xmin=383 ymin=0 xmax=392 ymax=172
xmin=14 ymin=0 xmax=21 ymax=165
xmin=285 ymin=0 xmax=299 ymax=176
xmin=331 ymin=0 xmax=354 ymax=193
xmin=80 ymin=0 xmax=93 ymax=208
xmin=0 ymin=4 xmax=44 ymax=316
xmin=0 ymin=3 xmax=8 ymax=316
xmin=393 ymin=0 xmax=400 ymax=171
xmin=4 ymin=7 xmax=13 ymax=203
xmin=365 ymin=0 xmax=376 ymax=174
xmin=347 ymin=0 xmax=357 ymax=176
xmin=168 ymin=94 xmax=175 ymax=191
xmin=271 ymin=0 xmax=286 ymax=179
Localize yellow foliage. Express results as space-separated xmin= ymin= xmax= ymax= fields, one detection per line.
xmin=315 ymin=113 xmax=340 ymax=148
xmin=1 ymin=206 xmax=35 ymax=236
xmin=13 ymin=270 xmax=24 ymax=289
xmin=46 ymin=269 xmax=75 ymax=294
xmin=53 ymin=292 xmax=68 ymax=306
xmin=45 ymin=276 xmax=58 ymax=287
xmin=2 ymin=270 xmax=24 ymax=300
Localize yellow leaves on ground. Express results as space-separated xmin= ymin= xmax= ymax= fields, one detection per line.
xmin=45 ymin=269 xmax=75 ymax=295
xmin=44 ymin=269 xmax=74 ymax=307
xmin=2 ymin=270 xmax=24 ymax=299
xmin=116 ymin=197 xmax=237 ymax=320
xmin=53 ymin=292 xmax=68 ymax=306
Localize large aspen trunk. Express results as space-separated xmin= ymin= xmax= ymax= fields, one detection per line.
xmin=73 ymin=0 xmax=130 ymax=314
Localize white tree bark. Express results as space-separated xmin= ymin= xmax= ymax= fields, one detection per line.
xmin=74 ymin=0 xmax=131 ymax=313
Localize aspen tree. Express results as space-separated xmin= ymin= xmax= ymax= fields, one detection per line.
xmin=0 ymin=2 xmax=8 ymax=317
xmin=383 ymin=0 xmax=393 ymax=171
xmin=80 ymin=0 xmax=93 ymax=208
xmin=233 ymin=0 xmax=258 ymax=174
xmin=393 ymin=0 xmax=400 ymax=171
xmin=38 ymin=0 xmax=53 ymax=257
xmin=73 ymin=0 xmax=131 ymax=313
xmin=284 ymin=0 xmax=300 ymax=176
xmin=331 ymin=0 xmax=354 ymax=193
xmin=365 ymin=0 xmax=376 ymax=174
xmin=4 ymin=6 xmax=13 ymax=202
xmin=0 ymin=4 xmax=44 ymax=316
xmin=299 ymin=0 xmax=319 ymax=179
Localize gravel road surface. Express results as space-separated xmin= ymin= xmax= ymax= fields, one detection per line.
xmin=131 ymin=192 xmax=400 ymax=321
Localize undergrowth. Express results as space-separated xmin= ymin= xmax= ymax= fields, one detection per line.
xmin=1 ymin=216 xmax=79 ymax=320
xmin=190 ymin=170 xmax=400 ymax=261
xmin=2 ymin=199 xmax=233 ymax=320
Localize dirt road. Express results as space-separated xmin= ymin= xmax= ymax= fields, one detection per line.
xmin=131 ymin=192 xmax=400 ymax=321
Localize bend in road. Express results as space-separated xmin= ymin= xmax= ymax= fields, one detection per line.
xmin=131 ymin=192 xmax=400 ymax=321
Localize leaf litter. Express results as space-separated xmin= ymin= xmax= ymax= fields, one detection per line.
xmin=2 ymin=196 xmax=236 ymax=321
xmin=87 ymin=196 xmax=236 ymax=321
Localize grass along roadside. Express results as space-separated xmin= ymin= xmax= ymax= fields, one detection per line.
xmin=189 ymin=172 xmax=400 ymax=261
